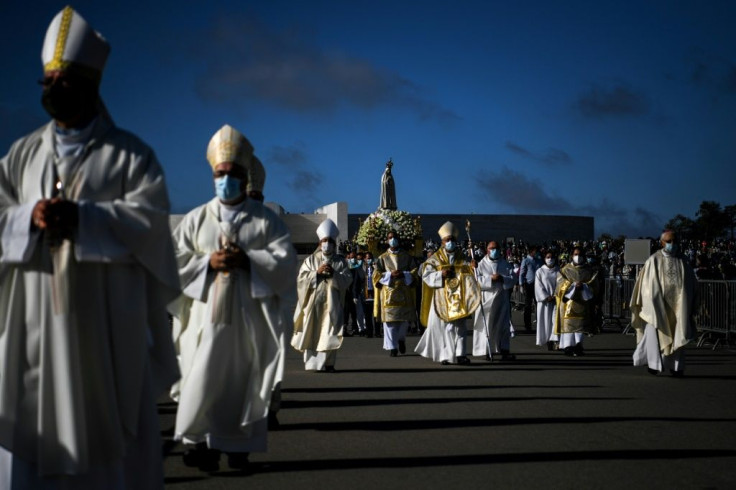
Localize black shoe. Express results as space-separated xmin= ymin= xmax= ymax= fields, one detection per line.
xmin=324 ymin=365 xmax=336 ymax=372
xmin=441 ymin=360 xmax=450 ymax=365
xmin=563 ymin=347 xmax=574 ymax=357
xmin=670 ymin=370 xmax=685 ymax=378
xmin=268 ymin=411 xmax=280 ymax=430
xmin=457 ymin=356 xmax=471 ymax=365
xmin=197 ymin=448 xmax=221 ymax=472
xmin=647 ymin=368 xmax=659 ymax=376
xmin=398 ymin=340 xmax=406 ymax=354
xmin=573 ymin=344 xmax=585 ymax=356
xmin=389 ymin=349 xmax=398 ymax=357
xmin=484 ymin=354 xmax=492 ymax=361
xmin=182 ymin=443 xmax=207 ymax=467
xmin=546 ymin=341 xmax=555 ymax=351
xmin=227 ymin=452 xmax=250 ymax=471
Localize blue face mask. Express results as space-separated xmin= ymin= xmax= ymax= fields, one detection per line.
xmin=366 ymin=258 xmax=373 ymax=265
xmin=215 ymin=175 xmax=243 ymax=202
xmin=664 ymin=242 xmax=676 ymax=254
xmin=388 ymin=237 xmax=399 ymax=248
xmin=445 ymin=240 xmax=456 ymax=252
xmin=489 ymin=249 xmax=500 ymax=260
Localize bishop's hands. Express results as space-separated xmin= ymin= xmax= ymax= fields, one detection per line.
xmin=317 ymin=262 xmax=333 ymax=277
xmin=210 ymin=244 xmax=250 ymax=272
xmin=32 ymin=198 xmax=78 ymax=238
xmin=441 ymin=267 xmax=456 ymax=279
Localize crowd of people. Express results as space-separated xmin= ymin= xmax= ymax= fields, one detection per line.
xmin=0 ymin=6 xmax=721 ymax=489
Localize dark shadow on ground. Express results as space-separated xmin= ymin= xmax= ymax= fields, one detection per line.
xmin=281 ymin=395 xmax=632 ymax=409
xmin=242 ymin=449 xmax=736 ymax=474
xmin=277 ymin=415 xmax=736 ymax=432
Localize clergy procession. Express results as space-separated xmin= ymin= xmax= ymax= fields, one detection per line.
xmin=0 ymin=6 xmax=713 ymax=489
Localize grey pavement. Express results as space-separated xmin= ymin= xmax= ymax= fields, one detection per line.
xmin=160 ymin=311 xmax=736 ymax=489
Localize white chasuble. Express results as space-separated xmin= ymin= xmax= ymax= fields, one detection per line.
xmin=170 ymin=198 xmax=296 ymax=451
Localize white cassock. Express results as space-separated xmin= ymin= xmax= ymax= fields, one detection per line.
xmin=535 ymin=265 xmax=559 ymax=345
xmin=0 ymin=116 xmax=180 ymax=489
xmin=472 ymin=257 xmax=515 ymax=357
xmin=291 ymin=251 xmax=352 ymax=370
xmin=170 ymin=198 xmax=296 ymax=452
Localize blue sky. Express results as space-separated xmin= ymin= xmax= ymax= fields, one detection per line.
xmin=2 ymin=1 xmax=735 ymax=237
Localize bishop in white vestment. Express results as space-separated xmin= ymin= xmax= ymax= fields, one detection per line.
xmin=170 ymin=125 xmax=296 ymax=471
xmin=291 ymin=219 xmax=353 ymax=371
xmin=0 ymin=7 xmax=180 ymax=489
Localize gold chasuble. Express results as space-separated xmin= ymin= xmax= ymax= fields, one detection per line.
xmin=420 ymin=248 xmax=481 ymax=326
xmin=372 ymin=249 xmax=418 ymax=323
xmin=554 ymin=263 xmax=599 ymax=334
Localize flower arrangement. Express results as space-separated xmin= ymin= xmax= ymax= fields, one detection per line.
xmin=355 ymin=209 xmax=422 ymax=247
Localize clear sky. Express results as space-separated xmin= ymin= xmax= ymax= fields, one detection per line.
xmin=2 ymin=1 xmax=735 ymax=238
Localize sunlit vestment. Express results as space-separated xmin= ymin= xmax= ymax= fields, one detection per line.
xmin=415 ymin=248 xmax=480 ymax=363
xmin=170 ymin=198 xmax=296 ymax=452
xmin=0 ymin=115 xmax=180 ymax=489
xmin=554 ymin=263 xmax=598 ymax=335
xmin=471 ymin=256 xmax=515 ymax=357
xmin=535 ymin=264 xmax=559 ymax=346
xmin=291 ymin=250 xmax=352 ymax=370
xmin=630 ymin=250 xmax=697 ymax=371
xmin=373 ymin=249 xmax=417 ymax=350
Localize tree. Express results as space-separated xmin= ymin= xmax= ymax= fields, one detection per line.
xmin=725 ymin=204 xmax=736 ymax=240
xmin=664 ymin=214 xmax=696 ymax=239
xmin=695 ymin=201 xmax=729 ymax=242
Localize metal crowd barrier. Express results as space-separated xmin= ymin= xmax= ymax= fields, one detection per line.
xmin=600 ymin=278 xmax=735 ymax=349
xmin=602 ymin=278 xmax=635 ymax=330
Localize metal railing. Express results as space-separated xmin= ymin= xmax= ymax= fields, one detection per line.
xmin=509 ymin=277 xmax=735 ymax=347
xmin=601 ymin=278 xmax=735 ymax=348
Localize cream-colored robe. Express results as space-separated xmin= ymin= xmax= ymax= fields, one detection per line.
xmin=0 ymin=115 xmax=180 ymax=486
xmin=291 ymin=250 xmax=352 ymax=366
xmin=169 ymin=198 xmax=296 ymax=452
xmin=630 ymin=250 xmax=697 ymax=356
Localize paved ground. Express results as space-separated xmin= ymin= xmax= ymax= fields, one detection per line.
xmin=160 ymin=312 xmax=736 ymax=489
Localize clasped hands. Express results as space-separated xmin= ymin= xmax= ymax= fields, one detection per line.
xmin=210 ymin=244 xmax=249 ymax=272
xmin=317 ymin=263 xmax=333 ymax=277
xmin=32 ymin=198 xmax=78 ymax=237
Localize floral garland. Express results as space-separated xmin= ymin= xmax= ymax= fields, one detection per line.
xmin=355 ymin=209 xmax=422 ymax=247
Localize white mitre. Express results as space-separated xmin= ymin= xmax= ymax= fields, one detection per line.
xmin=247 ymin=156 xmax=265 ymax=193
xmin=206 ymin=124 xmax=254 ymax=170
xmin=438 ymin=221 xmax=459 ymax=239
xmin=42 ymin=6 xmax=110 ymax=81
xmin=316 ymin=219 xmax=339 ymax=240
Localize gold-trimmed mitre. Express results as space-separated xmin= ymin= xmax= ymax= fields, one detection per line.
xmin=206 ymin=124 xmax=254 ymax=170
xmin=247 ymin=156 xmax=265 ymax=193
xmin=42 ymin=6 xmax=110 ymax=81
xmin=438 ymin=221 xmax=459 ymax=239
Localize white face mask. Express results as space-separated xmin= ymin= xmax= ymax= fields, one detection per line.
xmin=321 ymin=242 xmax=335 ymax=255
xmin=545 ymin=258 xmax=555 ymax=266
xmin=572 ymin=255 xmax=582 ymax=265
